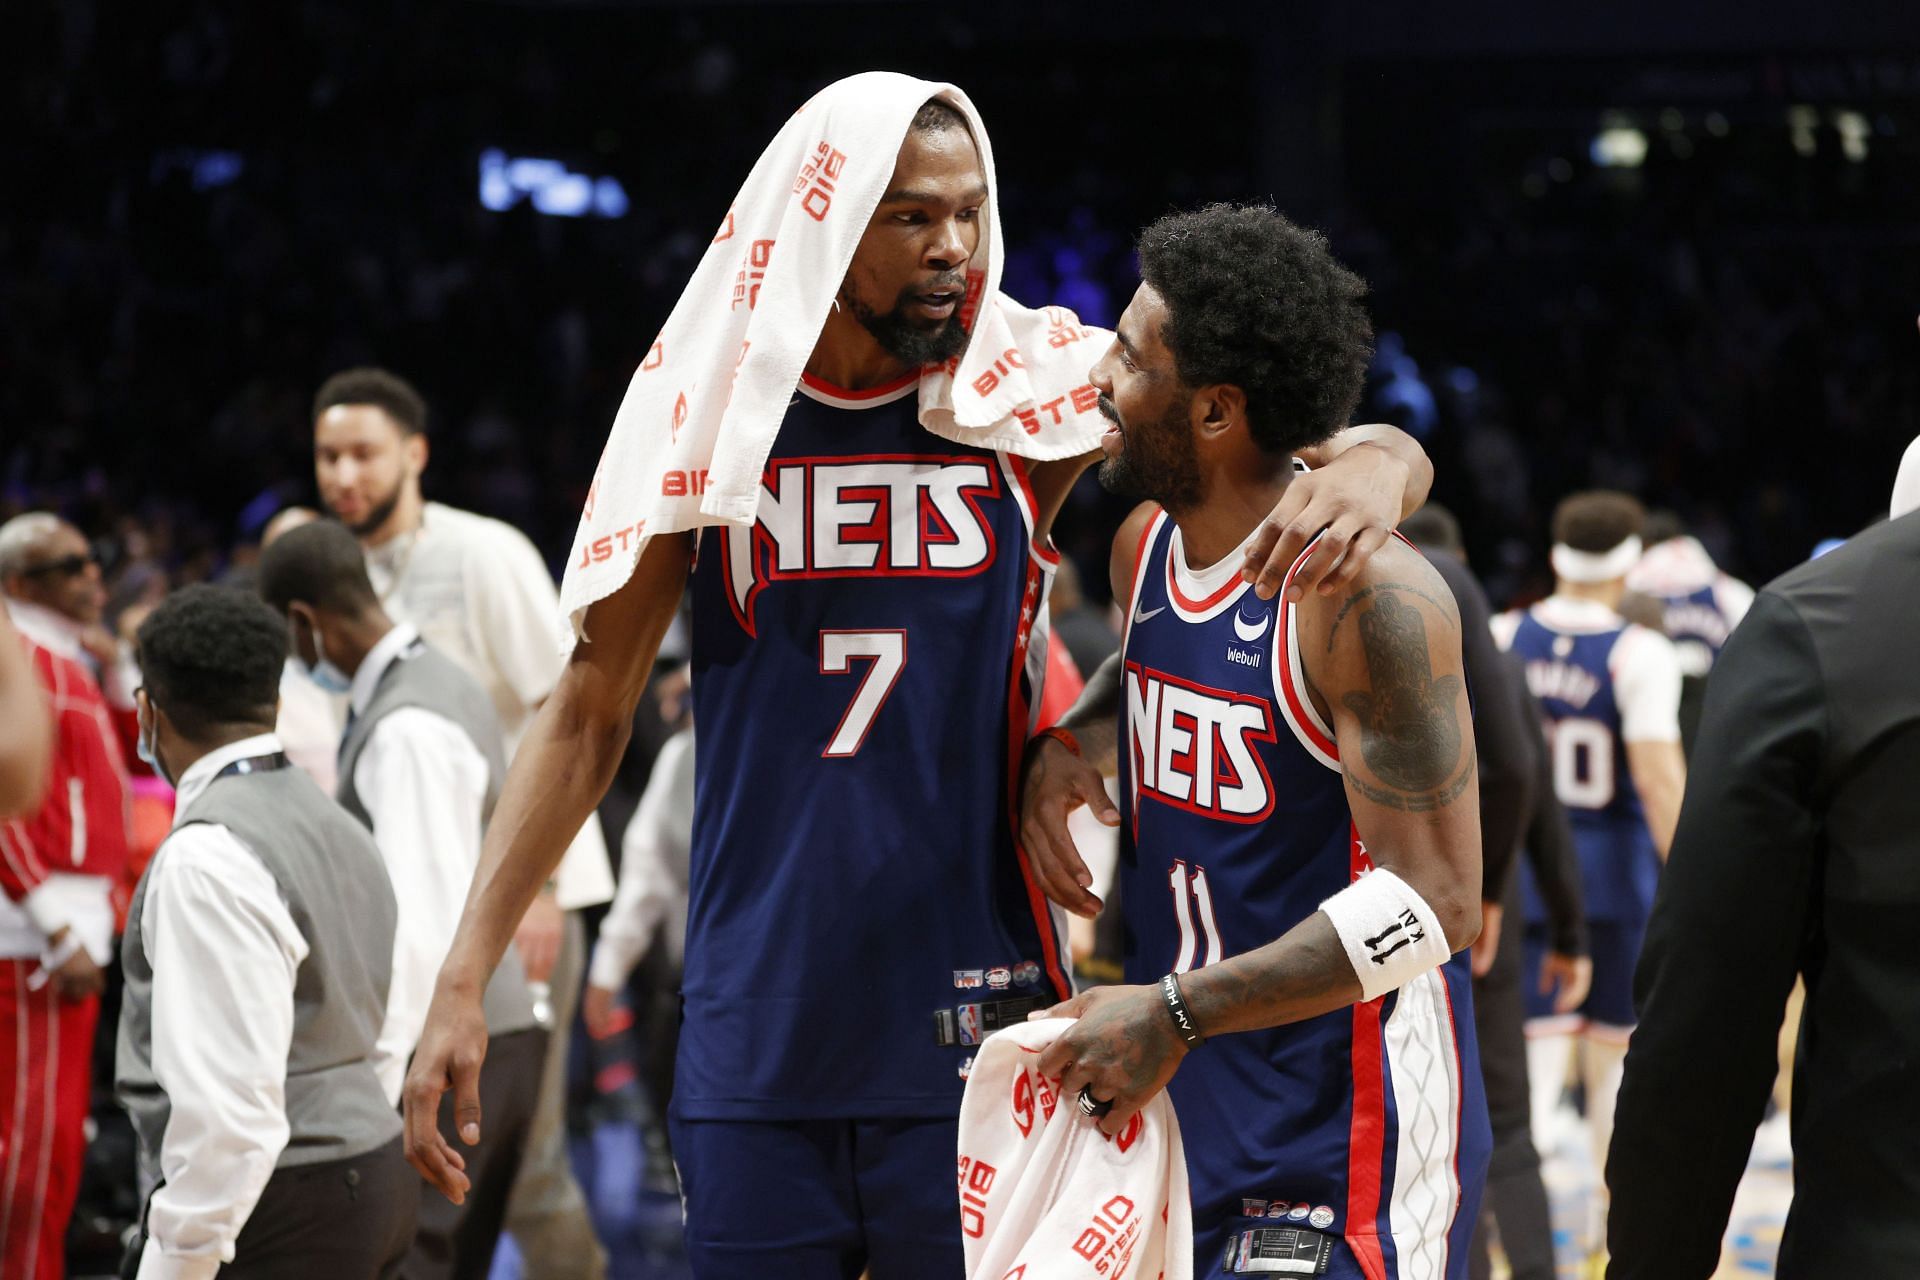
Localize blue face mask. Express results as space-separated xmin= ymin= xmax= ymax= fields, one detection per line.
xmin=136 ymin=701 xmax=173 ymax=788
xmin=296 ymin=627 xmax=353 ymax=695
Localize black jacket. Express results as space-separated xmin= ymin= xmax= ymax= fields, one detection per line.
xmin=1608 ymin=512 xmax=1920 ymax=1277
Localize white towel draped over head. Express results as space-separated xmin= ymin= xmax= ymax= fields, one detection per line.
xmin=558 ymin=70 xmax=1111 ymax=644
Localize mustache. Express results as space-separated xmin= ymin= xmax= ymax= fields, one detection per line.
xmin=1097 ymin=394 xmax=1122 ymax=425
xmin=909 ymin=273 xmax=968 ymax=297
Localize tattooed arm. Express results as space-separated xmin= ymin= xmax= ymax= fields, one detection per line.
xmin=1035 ymin=540 xmax=1481 ymax=1133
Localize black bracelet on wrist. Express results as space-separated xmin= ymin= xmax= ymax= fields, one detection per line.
xmin=1159 ymin=972 xmax=1204 ymax=1047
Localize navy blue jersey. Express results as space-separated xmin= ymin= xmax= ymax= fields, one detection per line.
xmin=682 ymin=372 xmax=1068 ymax=1121
xmin=1654 ymin=584 xmax=1734 ymax=678
xmin=1501 ymin=604 xmax=1661 ymax=923
xmin=1117 ymin=510 xmax=1488 ymax=1278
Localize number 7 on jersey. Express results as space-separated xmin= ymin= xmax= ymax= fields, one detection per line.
xmin=818 ymin=630 xmax=907 ymax=758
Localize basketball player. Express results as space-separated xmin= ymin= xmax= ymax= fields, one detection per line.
xmin=1625 ymin=511 xmax=1753 ymax=753
xmin=404 ymin=94 xmax=1432 ymax=1277
xmin=1028 ymin=203 xmax=1490 ymax=1278
xmin=1490 ymin=491 xmax=1684 ymax=1264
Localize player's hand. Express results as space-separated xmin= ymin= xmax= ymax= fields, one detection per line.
xmin=1539 ymin=951 xmax=1593 ymax=1015
xmin=1018 ymin=735 xmax=1117 ymax=919
xmin=403 ymin=977 xmax=486 ymax=1204
xmin=1243 ymin=441 xmax=1412 ymax=601
xmin=581 ymin=983 xmax=623 ymax=1040
xmin=1470 ymin=900 xmax=1502 ymax=978
xmin=1030 ymin=985 xmax=1189 ymax=1137
xmin=514 ymin=890 xmax=564 ymax=985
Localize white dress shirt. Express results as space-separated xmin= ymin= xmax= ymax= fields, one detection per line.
xmin=363 ymin=501 xmax=613 ymax=910
xmin=588 ymin=728 xmax=694 ymax=992
xmin=135 ymin=734 xmax=309 ymax=1280
xmin=274 ymin=658 xmax=345 ymax=794
xmin=350 ymin=624 xmax=494 ymax=1105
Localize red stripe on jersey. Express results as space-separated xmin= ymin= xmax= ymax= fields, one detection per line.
xmin=1347 ymin=994 xmax=1390 ymax=1280
xmin=1164 ymin=552 xmax=1243 ymax=613
xmin=1120 ymin=508 xmax=1164 ymax=649
xmin=1001 ymin=453 xmax=1061 ymax=568
xmin=798 ymin=369 xmax=922 ymax=401
xmin=1277 ymin=593 xmax=1339 ymax=762
xmin=1004 ymin=556 xmax=1070 ymax=1001
xmin=1345 ymin=825 xmax=1390 ymax=1280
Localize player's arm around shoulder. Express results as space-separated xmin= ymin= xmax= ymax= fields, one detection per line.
xmin=1015 ymin=503 xmax=1159 ymax=919
xmin=1296 ymin=537 xmax=1483 ymax=950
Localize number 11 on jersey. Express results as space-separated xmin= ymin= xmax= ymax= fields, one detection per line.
xmin=819 ymin=630 xmax=907 ymax=758
xmin=1169 ymin=859 xmax=1223 ymax=972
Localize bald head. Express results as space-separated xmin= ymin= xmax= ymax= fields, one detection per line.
xmin=0 ymin=513 xmax=104 ymax=624
xmin=262 ymin=506 xmax=321 ymax=548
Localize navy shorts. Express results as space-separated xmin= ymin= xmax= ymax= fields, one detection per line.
xmin=668 ymin=1114 xmax=964 ymax=1279
xmin=1523 ymin=918 xmax=1644 ymax=1029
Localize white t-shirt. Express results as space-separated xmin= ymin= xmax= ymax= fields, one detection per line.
xmin=364 ymin=501 xmax=613 ymax=909
xmin=588 ymin=727 xmax=694 ymax=992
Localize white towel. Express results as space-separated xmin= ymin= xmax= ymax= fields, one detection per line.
xmin=559 ymin=70 xmax=1110 ymax=643
xmin=957 ymin=1018 xmax=1193 ymax=1280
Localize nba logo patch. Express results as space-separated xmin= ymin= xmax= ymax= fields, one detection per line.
xmin=957 ymin=1003 xmax=985 ymax=1046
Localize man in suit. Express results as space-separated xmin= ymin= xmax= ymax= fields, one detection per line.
xmin=1608 ymin=509 xmax=1920 ymax=1276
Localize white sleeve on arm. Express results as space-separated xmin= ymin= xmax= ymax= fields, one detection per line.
xmin=137 ymin=825 xmax=307 ymax=1280
xmin=1488 ymin=609 xmax=1522 ymax=652
xmin=589 ymin=731 xmax=693 ymax=992
xmin=467 ymin=522 xmax=567 ymax=711
xmin=356 ymin=707 xmax=491 ymax=1106
xmin=1715 ymin=575 xmax=1756 ymax=632
xmin=1613 ymin=626 xmax=1684 ymax=743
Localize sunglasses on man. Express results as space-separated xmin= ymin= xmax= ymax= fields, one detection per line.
xmin=19 ymin=552 xmax=99 ymax=579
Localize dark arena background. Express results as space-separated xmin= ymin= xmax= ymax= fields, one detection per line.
xmin=5 ymin=2 xmax=1918 ymax=1278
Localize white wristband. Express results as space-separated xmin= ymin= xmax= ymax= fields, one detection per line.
xmin=1320 ymin=867 xmax=1452 ymax=1002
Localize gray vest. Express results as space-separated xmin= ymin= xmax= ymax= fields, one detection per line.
xmin=336 ymin=639 xmax=537 ymax=1034
xmin=117 ymin=763 xmax=401 ymax=1193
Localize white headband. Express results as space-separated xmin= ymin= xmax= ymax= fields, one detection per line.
xmin=1551 ymin=536 xmax=1642 ymax=584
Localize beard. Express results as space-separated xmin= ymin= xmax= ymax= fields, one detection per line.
xmin=840 ymin=278 xmax=972 ymax=367
xmin=1096 ymin=394 xmax=1204 ymax=513
xmin=333 ymin=476 xmax=405 ymax=537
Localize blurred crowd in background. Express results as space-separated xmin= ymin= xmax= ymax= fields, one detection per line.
xmin=9 ymin=2 xmax=1916 ymax=631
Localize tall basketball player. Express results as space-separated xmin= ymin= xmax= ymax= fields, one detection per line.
xmin=1028 ymin=203 xmax=1490 ymax=1279
xmin=1491 ymin=491 xmax=1684 ymax=1269
xmin=403 ymin=91 xmax=1432 ymax=1278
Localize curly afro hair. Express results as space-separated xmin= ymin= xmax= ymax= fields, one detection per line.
xmin=1136 ymin=203 xmax=1372 ymax=457
xmin=136 ymin=584 xmax=287 ymax=739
